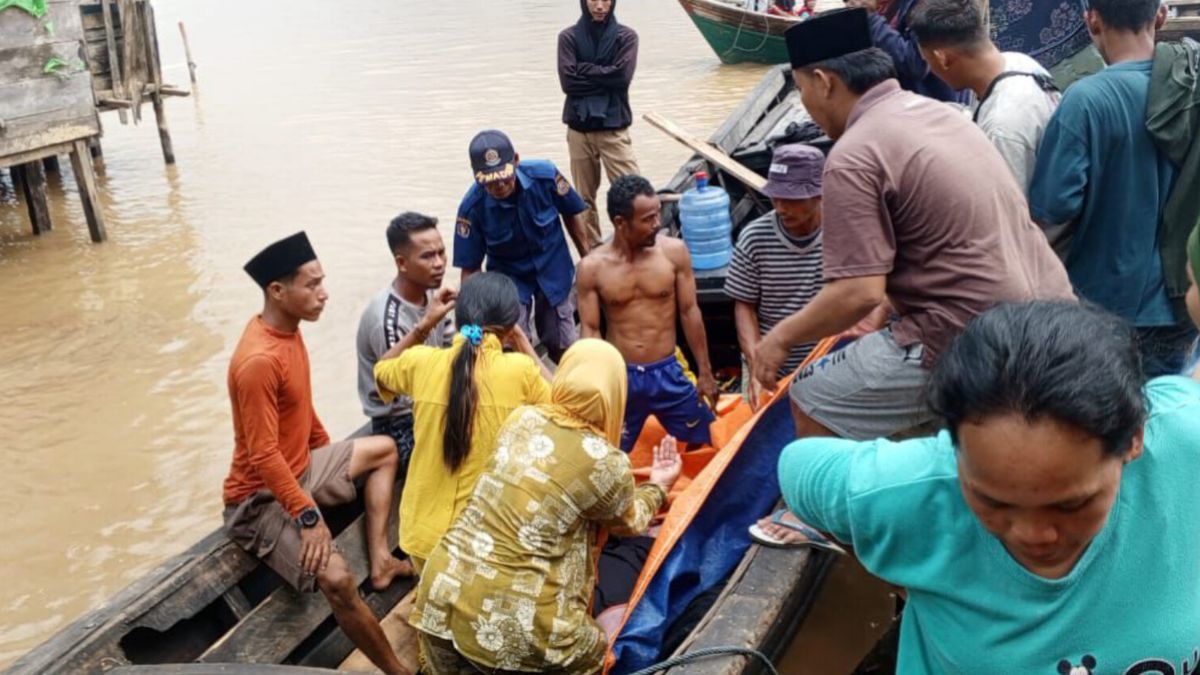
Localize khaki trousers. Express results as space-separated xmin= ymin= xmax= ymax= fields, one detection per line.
xmin=567 ymin=127 xmax=640 ymax=247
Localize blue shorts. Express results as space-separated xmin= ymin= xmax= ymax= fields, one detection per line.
xmin=621 ymin=350 xmax=716 ymax=451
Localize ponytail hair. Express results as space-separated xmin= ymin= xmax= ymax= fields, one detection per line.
xmin=443 ymin=272 xmax=521 ymax=472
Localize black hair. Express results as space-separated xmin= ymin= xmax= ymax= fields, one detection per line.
xmin=1088 ymin=0 xmax=1162 ymax=31
xmin=801 ymin=47 xmax=898 ymax=95
xmin=386 ymin=212 xmax=439 ymax=255
xmin=909 ymin=0 xmax=989 ymax=50
xmin=444 ymin=272 xmax=521 ymax=472
xmin=927 ymin=301 xmax=1146 ymax=457
xmin=607 ymin=174 xmax=657 ymax=224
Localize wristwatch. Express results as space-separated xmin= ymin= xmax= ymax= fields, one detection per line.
xmin=297 ymin=507 xmax=321 ymax=529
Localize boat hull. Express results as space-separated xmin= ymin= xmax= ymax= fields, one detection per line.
xmin=679 ymin=0 xmax=793 ymax=65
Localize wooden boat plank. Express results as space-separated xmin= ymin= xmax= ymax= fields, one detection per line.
xmin=292 ymin=576 xmax=414 ymax=669
xmin=645 ymin=112 xmax=767 ymax=193
xmin=710 ymin=66 xmax=788 ymax=153
xmin=670 ymin=546 xmax=833 ymax=674
xmin=199 ymin=515 xmax=392 ymax=665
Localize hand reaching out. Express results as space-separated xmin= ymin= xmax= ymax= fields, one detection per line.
xmin=649 ymin=435 xmax=682 ymax=492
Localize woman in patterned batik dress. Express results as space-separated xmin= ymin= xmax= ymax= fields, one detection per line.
xmin=409 ymin=339 xmax=682 ymax=674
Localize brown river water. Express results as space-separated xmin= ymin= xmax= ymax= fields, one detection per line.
xmin=0 ymin=0 xmax=886 ymax=667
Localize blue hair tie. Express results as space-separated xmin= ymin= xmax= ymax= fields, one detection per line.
xmin=460 ymin=324 xmax=483 ymax=346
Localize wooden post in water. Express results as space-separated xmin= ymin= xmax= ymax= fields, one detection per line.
xmin=16 ymin=162 xmax=52 ymax=236
xmin=179 ymin=21 xmax=198 ymax=84
xmin=69 ymin=139 xmax=108 ymax=243
xmin=100 ymin=0 xmax=129 ymax=125
xmin=145 ymin=3 xmax=176 ymax=164
xmin=42 ymin=155 xmax=60 ymax=173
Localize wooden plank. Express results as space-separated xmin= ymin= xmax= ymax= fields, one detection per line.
xmin=292 ymin=575 xmax=413 ymax=668
xmin=669 ymin=545 xmax=833 ymax=675
xmin=0 ymin=140 xmax=74 ymax=170
xmin=68 ymin=138 xmax=106 ymax=242
xmin=0 ymin=114 xmax=99 ymax=162
xmin=0 ymin=2 xmax=84 ymax=50
xmin=337 ymin=591 xmax=420 ymax=674
xmin=0 ymin=42 xmax=90 ymax=84
xmin=101 ymin=0 xmax=129 ymax=124
xmin=0 ymin=70 xmax=96 ymax=122
xmin=710 ymin=65 xmax=788 ymax=152
xmin=644 ymin=112 xmax=767 ymax=193
xmin=199 ymin=518 xmax=376 ymax=664
xmin=15 ymin=161 xmax=52 ymax=234
xmin=1161 ymin=16 xmax=1200 ymax=41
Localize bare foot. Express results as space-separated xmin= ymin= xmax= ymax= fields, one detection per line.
xmin=370 ymin=554 xmax=414 ymax=591
xmin=755 ymin=511 xmax=813 ymax=546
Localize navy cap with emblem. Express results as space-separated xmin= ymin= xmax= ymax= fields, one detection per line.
xmin=469 ymin=129 xmax=517 ymax=185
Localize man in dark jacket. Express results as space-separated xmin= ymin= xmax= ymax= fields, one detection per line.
xmin=848 ymin=0 xmax=969 ymax=103
xmin=557 ymin=0 xmax=640 ymax=248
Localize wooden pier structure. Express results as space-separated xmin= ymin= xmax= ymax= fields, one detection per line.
xmin=1 ymin=0 xmax=187 ymax=243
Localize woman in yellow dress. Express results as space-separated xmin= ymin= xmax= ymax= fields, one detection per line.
xmin=409 ymin=339 xmax=682 ymax=674
xmin=373 ymin=272 xmax=551 ymax=570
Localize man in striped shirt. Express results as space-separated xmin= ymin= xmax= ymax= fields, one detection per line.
xmin=725 ymin=144 xmax=826 ymax=408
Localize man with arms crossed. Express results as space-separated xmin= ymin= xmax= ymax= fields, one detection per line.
xmin=577 ymin=174 xmax=718 ymax=451
xmin=224 ymin=232 xmax=411 ymax=675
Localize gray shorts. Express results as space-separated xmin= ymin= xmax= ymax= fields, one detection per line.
xmin=789 ymin=329 xmax=934 ymax=440
xmin=518 ymin=290 xmax=578 ymax=353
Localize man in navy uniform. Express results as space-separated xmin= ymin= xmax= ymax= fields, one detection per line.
xmin=454 ymin=129 xmax=592 ymax=361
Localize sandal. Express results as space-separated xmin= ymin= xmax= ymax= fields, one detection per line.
xmin=748 ymin=508 xmax=847 ymax=555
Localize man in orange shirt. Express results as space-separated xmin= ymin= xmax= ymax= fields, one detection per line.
xmin=222 ymin=232 xmax=411 ymax=675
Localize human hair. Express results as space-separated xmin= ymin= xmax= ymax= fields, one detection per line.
xmin=927 ymin=301 xmax=1146 ymax=458
xmin=908 ymin=0 xmax=989 ymax=50
xmin=800 ymin=47 xmax=898 ymax=95
xmin=607 ymin=174 xmax=656 ymax=223
xmin=444 ymin=272 xmax=521 ymax=472
xmin=386 ymin=212 xmax=439 ymax=255
xmin=1088 ymin=0 xmax=1161 ymax=31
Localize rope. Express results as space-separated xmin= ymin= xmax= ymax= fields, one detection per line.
xmin=624 ymin=645 xmax=781 ymax=675
xmin=722 ymin=5 xmax=773 ymax=58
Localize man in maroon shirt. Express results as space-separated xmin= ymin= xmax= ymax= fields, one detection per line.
xmin=750 ymin=9 xmax=1073 ymax=546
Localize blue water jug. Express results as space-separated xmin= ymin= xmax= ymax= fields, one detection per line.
xmin=679 ymin=171 xmax=733 ymax=270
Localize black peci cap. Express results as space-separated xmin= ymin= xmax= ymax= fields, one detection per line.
xmin=244 ymin=231 xmax=317 ymax=289
xmin=469 ymin=130 xmax=517 ymax=185
xmin=785 ymin=8 xmax=873 ymax=70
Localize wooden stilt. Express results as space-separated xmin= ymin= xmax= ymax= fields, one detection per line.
xmin=152 ymin=94 xmax=176 ymax=164
xmin=69 ymin=139 xmax=108 ymax=243
xmin=100 ymin=0 xmax=129 ymax=125
xmin=179 ymin=22 xmax=198 ymax=85
xmin=89 ymin=137 xmax=103 ymax=160
xmin=16 ymin=162 xmax=52 ymax=236
xmin=42 ymin=155 xmax=60 ymax=173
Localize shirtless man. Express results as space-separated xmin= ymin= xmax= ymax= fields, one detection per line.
xmin=577 ymin=174 xmax=718 ymax=451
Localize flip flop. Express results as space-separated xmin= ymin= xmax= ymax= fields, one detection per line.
xmin=748 ymin=509 xmax=847 ymax=555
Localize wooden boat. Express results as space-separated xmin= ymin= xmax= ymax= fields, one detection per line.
xmin=7 ymin=67 xmax=829 ymax=675
xmin=676 ymin=0 xmax=798 ymax=65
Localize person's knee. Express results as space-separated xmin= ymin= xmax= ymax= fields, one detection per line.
xmin=353 ymin=435 xmax=397 ymax=473
xmin=316 ymin=555 xmax=358 ymax=607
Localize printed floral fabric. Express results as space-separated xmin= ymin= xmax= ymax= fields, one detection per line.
xmin=989 ymin=0 xmax=1091 ymax=70
xmin=410 ymin=407 xmax=666 ymax=674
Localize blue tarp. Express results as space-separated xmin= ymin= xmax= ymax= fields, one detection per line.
xmin=610 ymin=396 xmax=797 ymax=673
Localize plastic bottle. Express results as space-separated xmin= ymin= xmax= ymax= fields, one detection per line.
xmin=679 ymin=171 xmax=733 ymax=270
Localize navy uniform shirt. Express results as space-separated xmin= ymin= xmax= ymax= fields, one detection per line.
xmin=453 ymin=160 xmax=587 ymax=307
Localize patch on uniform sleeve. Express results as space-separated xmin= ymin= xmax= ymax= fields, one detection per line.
xmin=555 ymin=172 xmax=571 ymax=196
xmin=456 ymin=216 xmax=471 ymax=238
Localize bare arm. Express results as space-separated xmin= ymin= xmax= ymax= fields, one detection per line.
xmin=577 ymin=258 xmax=603 ymax=339
xmin=460 ymin=268 xmax=479 ymax=285
xmin=669 ymin=241 xmax=717 ymax=405
xmin=504 ymin=324 xmax=554 ymax=382
xmin=733 ymin=300 xmax=761 ymax=361
xmin=753 ymin=275 xmax=886 ymax=388
xmin=565 ymin=212 xmax=591 ymax=259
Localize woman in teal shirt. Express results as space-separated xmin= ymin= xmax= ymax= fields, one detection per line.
xmin=780 ymin=301 xmax=1200 ymax=673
